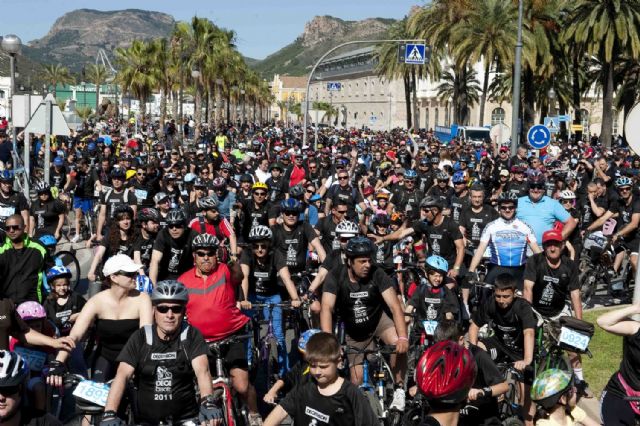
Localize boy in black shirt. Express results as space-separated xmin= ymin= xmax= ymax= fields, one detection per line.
xmin=263 ymin=332 xmax=377 ymax=426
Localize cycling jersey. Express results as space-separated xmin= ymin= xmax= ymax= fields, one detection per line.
xmin=480 ymin=217 xmax=536 ymax=267
xmin=188 ymin=216 xmax=232 ymax=240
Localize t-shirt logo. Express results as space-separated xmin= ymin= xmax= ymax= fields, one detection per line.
xmin=305 ymin=406 xmax=329 ymax=423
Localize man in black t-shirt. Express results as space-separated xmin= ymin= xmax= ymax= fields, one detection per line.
xmin=315 ymin=200 xmax=349 ymax=253
xmin=101 ymin=281 xmax=220 ymax=425
xmin=149 ymin=210 xmax=197 ymax=283
xmin=133 ymin=208 xmax=161 ymax=272
xmin=579 ymin=181 xmax=608 ymax=231
xmin=320 ymin=237 xmax=408 ymax=411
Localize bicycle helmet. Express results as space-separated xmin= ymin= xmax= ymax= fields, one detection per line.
xmin=345 ymin=236 xmax=374 ymax=258
xmin=192 ymin=233 xmax=220 ymax=250
xmin=220 ymin=163 xmax=234 ymax=171
xmin=497 ymin=192 xmax=518 ymax=205
xmin=362 ymin=186 xmax=375 ymax=197
xmin=252 ymin=182 xmax=268 ymax=192
xmin=53 ymin=157 xmax=65 ymax=167
xmin=113 ymin=204 xmax=134 ymax=218
xmin=419 ymin=157 xmax=430 ymax=166
xmin=425 ymin=255 xmax=448 ymax=275
xmin=138 ymin=207 xmax=160 ymax=222
xmin=152 ymin=280 xmax=189 ymax=305
xmin=289 ymin=184 xmax=305 ymax=198
xmin=430 ymin=156 xmax=440 ymax=164
xmin=184 ymin=173 xmax=197 ymax=184
xmin=615 ymin=176 xmax=633 ymax=188
xmin=404 ymin=169 xmax=418 ymax=179
xmin=452 ymin=171 xmax=467 ymax=184
xmin=416 ymin=341 xmax=477 ymax=406
xmin=212 ymin=177 xmax=227 ymax=189
xmin=335 ymin=220 xmax=359 ymax=237
xmin=164 ymin=173 xmax=177 ymax=180
xmin=375 ymin=191 xmax=390 ymax=200
xmin=436 ymin=171 xmax=449 ymax=181
xmin=0 ymin=351 xmax=28 ymax=386
xmin=298 ymin=329 xmax=322 ymax=354
xmin=16 ymin=301 xmax=46 ymax=320
xmin=280 ymin=198 xmax=302 ymax=213
xmin=459 ymin=155 xmax=470 ymax=164
xmin=46 ymin=265 xmax=72 ymax=281
xmin=530 ymin=368 xmax=573 ymax=410
xmin=372 ymin=214 xmax=390 ymax=228
xmin=0 ymin=170 xmax=14 ymax=182
xmin=197 ymin=196 xmax=219 ymax=211
xmin=527 ymin=169 xmax=546 ymax=184
xmin=38 ymin=234 xmax=57 ymax=248
xmin=110 ymin=167 xmax=126 ymax=179
xmin=34 ymin=181 xmax=51 ymax=194
xmin=420 ymin=196 xmax=443 ymax=210
xmin=239 ymin=174 xmax=253 ymax=183
xmin=248 ymin=225 xmax=273 ymax=241
xmin=165 ymin=209 xmax=186 ymax=225
xmin=87 ymin=142 xmax=97 ymax=152
xmin=559 ymin=190 xmax=576 ymax=200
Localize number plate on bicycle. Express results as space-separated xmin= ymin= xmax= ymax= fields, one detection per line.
xmin=13 ymin=347 xmax=46 ymax=371
xmin=559 ymin=327 xmax=590 ymax=351
xmin=422 ymin=320 xmax=438 ymax=336
xmin=73 ymin=380 xmax=110 ymax=407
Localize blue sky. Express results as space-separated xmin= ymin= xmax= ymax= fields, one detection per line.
xmin=0 ymin=0 xmax=421 ymax=59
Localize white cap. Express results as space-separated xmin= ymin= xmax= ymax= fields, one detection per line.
xmin=102 ymin=254 xmax=142 ymax=277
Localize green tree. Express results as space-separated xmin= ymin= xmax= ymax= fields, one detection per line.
xmin=563 ymin=0 xmax=640 ymax=146
xmin=436 ymin=66 xmax=481 ymax=125
xmin=115 ymin=39 xmax=157 ymax=116
xmin=85 ymin=64 xmax=109 ymax=114
xmin=40 ymin=64 xmax=74 ymax=99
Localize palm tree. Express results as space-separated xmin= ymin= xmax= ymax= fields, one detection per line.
xmin=115 ymin=39 xmax=157 ymax=116
xmin=85 ymin=64 xmax=109 ymax=114
xmin=75 ymin=105 xmax=93 ymax=128
xmin=40 ymin=64 xmax=74 ymax=99
xmin=436 ymin=66 xmax=481 ymax=125
xmin=563 ymin=0 xmax=640 ymax=147
xmin=450 ymin=0 xmax=517 ymax=126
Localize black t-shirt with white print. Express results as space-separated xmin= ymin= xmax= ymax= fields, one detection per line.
xmin=523 ymin=253 xmax=579 ymax=318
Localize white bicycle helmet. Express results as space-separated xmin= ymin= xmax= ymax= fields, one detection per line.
xmin=152 ymin=280 xmax=189 ymax=305
xmin=559 ymin=190 xmax=576 ymax=200
xmin=0 ymin=351 xmax=28 ymax=386
xmin=197 ymin=196 xmax=219 ymax=211
xmin=335 ymin=220 xmax=359 ymax=238
xmin=248 ymin=225 xmax=273 ymax=241
xmin=192 ymin=233 xmax=220 ymax=250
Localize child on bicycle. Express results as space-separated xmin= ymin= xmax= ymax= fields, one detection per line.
xmin=530 ymin=368 xmax=599 ymax=425
xmin=263 ymin=328 xmax=321 ymax=404
xmin=263 ymin=332 xmax=377 ymax=426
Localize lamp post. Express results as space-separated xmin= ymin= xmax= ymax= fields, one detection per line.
xmin=215 ymin=79 xmax=223 ymax=127
xmin=1 ymin=34 xmax=22 ymax=153
xmin=240 ymin=88 xmax=246 ymax=125
xmin=510 ymin=0 xmax=524 ymax=156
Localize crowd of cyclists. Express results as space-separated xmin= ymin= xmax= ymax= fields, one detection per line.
xmin=0 ymin=119 xmax=636 ymax=425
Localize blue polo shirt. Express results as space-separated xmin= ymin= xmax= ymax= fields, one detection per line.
xmin=516 ymin=195 xmax=570 ymax=243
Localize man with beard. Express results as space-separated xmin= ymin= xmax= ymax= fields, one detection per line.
xmin=149 ymin=209 xmax=197 ymax=283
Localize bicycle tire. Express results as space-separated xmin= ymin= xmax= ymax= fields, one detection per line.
xmin=264 ymin=336 xmax=280 ymax=389
xmin=578 ymin=259 xmax=597 ymax=308
xmin=55 ymin=250 xmax=81 ymax=291
xmin=502 ymin=417 xmax=524 ymax=426
xmin=362 ymin=389 xmax=384 ymax=425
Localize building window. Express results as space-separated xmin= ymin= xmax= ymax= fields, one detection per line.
xmin=491 ymin=107 xmax=506 ymax=126
xmin=435 ymin=108 xmax=439 ymax=126
xmin=613 ymin=109 xmax=620 ymax=135
xmin=0 ymin=90 xmax=4 ymax=99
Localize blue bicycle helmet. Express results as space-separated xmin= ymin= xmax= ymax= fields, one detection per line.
xmin=87 ymin=142 xmax=97 ymax=152
xmin=38 ymin=234 xmax=57 ymax=248
xmin=615 ymin=176 xmax=633 ymax=188
xmin=404 ymin=169 xmax=418 ymax=179
xmin=53 ymin=157 xmax=64 ymax=167
xmin=280 ymin=198 xmax=302 ymax=213
xmin=46 ymin=265 xmax=72 ymax=281
xmin=298 ymin=329 xmax=322 ymax=354
xmin=0 ymin=170 xmax=14 ymax=182
xmin=425 ymin=255 xmax=449 ymax=275
xmin=452 ymin=171 xmax=467 ymax=184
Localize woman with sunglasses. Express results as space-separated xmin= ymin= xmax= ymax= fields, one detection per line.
xmin=29 ymin=181 xmax=65 ymax=240
xmin=47 ymin=254 xmax=153 ymax=389
xmin=87 ymin=204 xmax=137 ymax=283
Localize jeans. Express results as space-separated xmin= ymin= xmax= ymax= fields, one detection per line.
xmin=247 ymin=293 xmax=288 ymax=376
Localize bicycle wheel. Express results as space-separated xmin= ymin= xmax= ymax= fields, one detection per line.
xmin=263 ymin=337 xmax=280 ymax=389
xmin=55 ymin=250 xmax=81 ymax=291
xmin=362 ymin=389 xmax=384 ymax=425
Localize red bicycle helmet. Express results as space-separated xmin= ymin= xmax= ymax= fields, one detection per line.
xmin=415 ymin=341 xmax=477 ymax=406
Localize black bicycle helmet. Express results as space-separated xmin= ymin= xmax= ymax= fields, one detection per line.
xmin=192 ymin=233 xmax=220 ymax=250
xmin=152 ymin=280 xmax=189 ymax=305
xmin=113 ymin=204 xmax=134 ymax=218
xmin=345 ymin=236 xmax=374 ymax=258
xmin=239 ymin=174 xmax=253 ymax=183
xmin=110 ymin=167 xmax=127 ymax=179
xmin=289 ymin=184 xmax=305 ymax=198
xmin=34 ymin=181 xmax=51 ymax=194
xmin=138 ymin=207 xmax=160 ymax=222
xmin=497 ymin=192 xmax=518 ymax=205
xmin=420 ymin=196 xmax=443 ymax=210
xmin=165 ymin=209 xmax=186 ymax=225
xmin=372 ymin=214 xmax=390 ymax=228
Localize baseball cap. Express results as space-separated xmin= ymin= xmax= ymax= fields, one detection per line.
xmin=499 ymin=169 xmax=510 ymax=177
xmin=102 ymin=254 xmax=142 ymax=277
xmin=196 ymin=149 xmax=205 ymax=155
xmin=500 ymin=146 xmax=509 ymax=152
xmin=542 ymin=229 xmax=563 ymax=244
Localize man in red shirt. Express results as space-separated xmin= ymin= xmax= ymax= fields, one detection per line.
xmin=188 ymin=196 xmax=238 ymax=262
xmin=178 ymin=233 xmax=261 ymax=425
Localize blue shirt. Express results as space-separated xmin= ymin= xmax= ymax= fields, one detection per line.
xmin=516 ymin=195 xmax=570 ymax=243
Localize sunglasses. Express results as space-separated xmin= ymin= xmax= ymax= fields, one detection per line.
xmin=561 ymin=199 xmax=573 ymax=204
xmin=0 ymin=385 xmax=20 ymax=396
xmin=338 ymin=176 xmax=349 ymax=180
xmin=619 ymin=187 xmax=632 ymax=192
xmin=283 ymin=211 xmax=298 ymax=217
xmin=168 ymin=224 xmax=184 ymax=229
xmin=529 ymin=184 xmax=545 ymax=190
xmin=306 ymin=190 xmax=315 ymax=194
xmin=156 ymin=305 xmax=185 ymax=314
xmin=117 ymin=271 xmax=137 ymax=278
xmin=137 ymin=173 xmax=146 ymax=176
xmin=499 ymin=205 xmax=515 ymax=211
xmin=5 ymin=225 xmax=22 ymax=231
xmin=195 ymin=251 xmax=215 ymax=258
xmin=220 ymin=170 xmax=229 ymax=173
xmin=254 ymin=191 xmax=267 ymax=196
xmin=253 ymin=243 xmax=269 ymax=250
xmin=335 ymin=209 xmax=348 ymax=214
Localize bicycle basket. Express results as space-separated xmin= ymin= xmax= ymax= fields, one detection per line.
xmin=557 ymin=317 xmax=594 ymax=354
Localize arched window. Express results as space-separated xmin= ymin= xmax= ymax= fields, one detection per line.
xmin=491 ymin=107 xmax=506 ymax=126
xmin=435 ymin=108 xmax=439 ymax=126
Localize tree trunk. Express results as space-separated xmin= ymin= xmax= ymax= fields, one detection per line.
xmin=411 ymin=68 xmax=419 ymax=130
xmin=95 ymin=85 xmax=100 ymax=114
xmin=572 ymin=48 xmax=582 ymax=142
xmin=404 ymin=73 xmax=412 ymax=129
xmin=159 ymin=87 xmax=167 ymax=129
xmin=479 ymin=60 xmax=491 ymax=126
xmin=194 ymin=81 xmax=202 ymax=141
xmin=226 ymin=93 xmax=231 ymax=124
xmin=216 ymin=86 xmax=223 ymax=127
xmin=601 ymin=59 xmax=614 ymax=148
xmin=453 ymin=69 xmax=462 ymax=124
xmin=171 ymin=90 xmax=179 ymax=119
xmin=523 ymin=67 xmax=536 ymax=136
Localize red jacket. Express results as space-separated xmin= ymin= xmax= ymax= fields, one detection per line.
xmin=178 ymin=264 xmax=248 ymax=341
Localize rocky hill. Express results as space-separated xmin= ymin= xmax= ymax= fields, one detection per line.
xmin=23 ymin=9 xmax=175 ymax=71
xmin=252 ymin=15 xmax=396 ymax=78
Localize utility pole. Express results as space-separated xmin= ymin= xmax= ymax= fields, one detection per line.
xmin=510 ymin=0 xmax=524 ymax=156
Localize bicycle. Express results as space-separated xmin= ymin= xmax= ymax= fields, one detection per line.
xmin=208 ymin=333 xmax=254 ymax=426
xmin=53 ymin=247 xmax=82 ymax=291
xmin=55 ymin=373 xmax=110 ymax=425
xmin=344 ymin=343 xmax=401 ymax=426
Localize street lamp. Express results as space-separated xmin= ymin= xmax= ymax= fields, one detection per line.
xmin=1 ymin=34 xmax=22 ymax=152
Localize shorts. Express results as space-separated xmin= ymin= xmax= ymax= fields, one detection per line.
xmin=73 ymin=196 xmax=93 ymax=214
xmin=208 ymin=327 xmax=249 ymax=372
xmin=345 ymin=312 xmax=395 ymax=367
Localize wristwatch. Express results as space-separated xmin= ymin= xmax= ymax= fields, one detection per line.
xmin=482 ymin=386 xmax=492 ymax=397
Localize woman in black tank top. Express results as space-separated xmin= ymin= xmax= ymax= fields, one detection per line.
xmin=47 ymin=254 xmax=153 ymax=384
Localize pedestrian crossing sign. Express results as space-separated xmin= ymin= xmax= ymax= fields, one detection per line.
xmin=405 ymin=44 xmax=426 ymax=65
xmin=544 ymin=116 xmax=560 ymax=133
